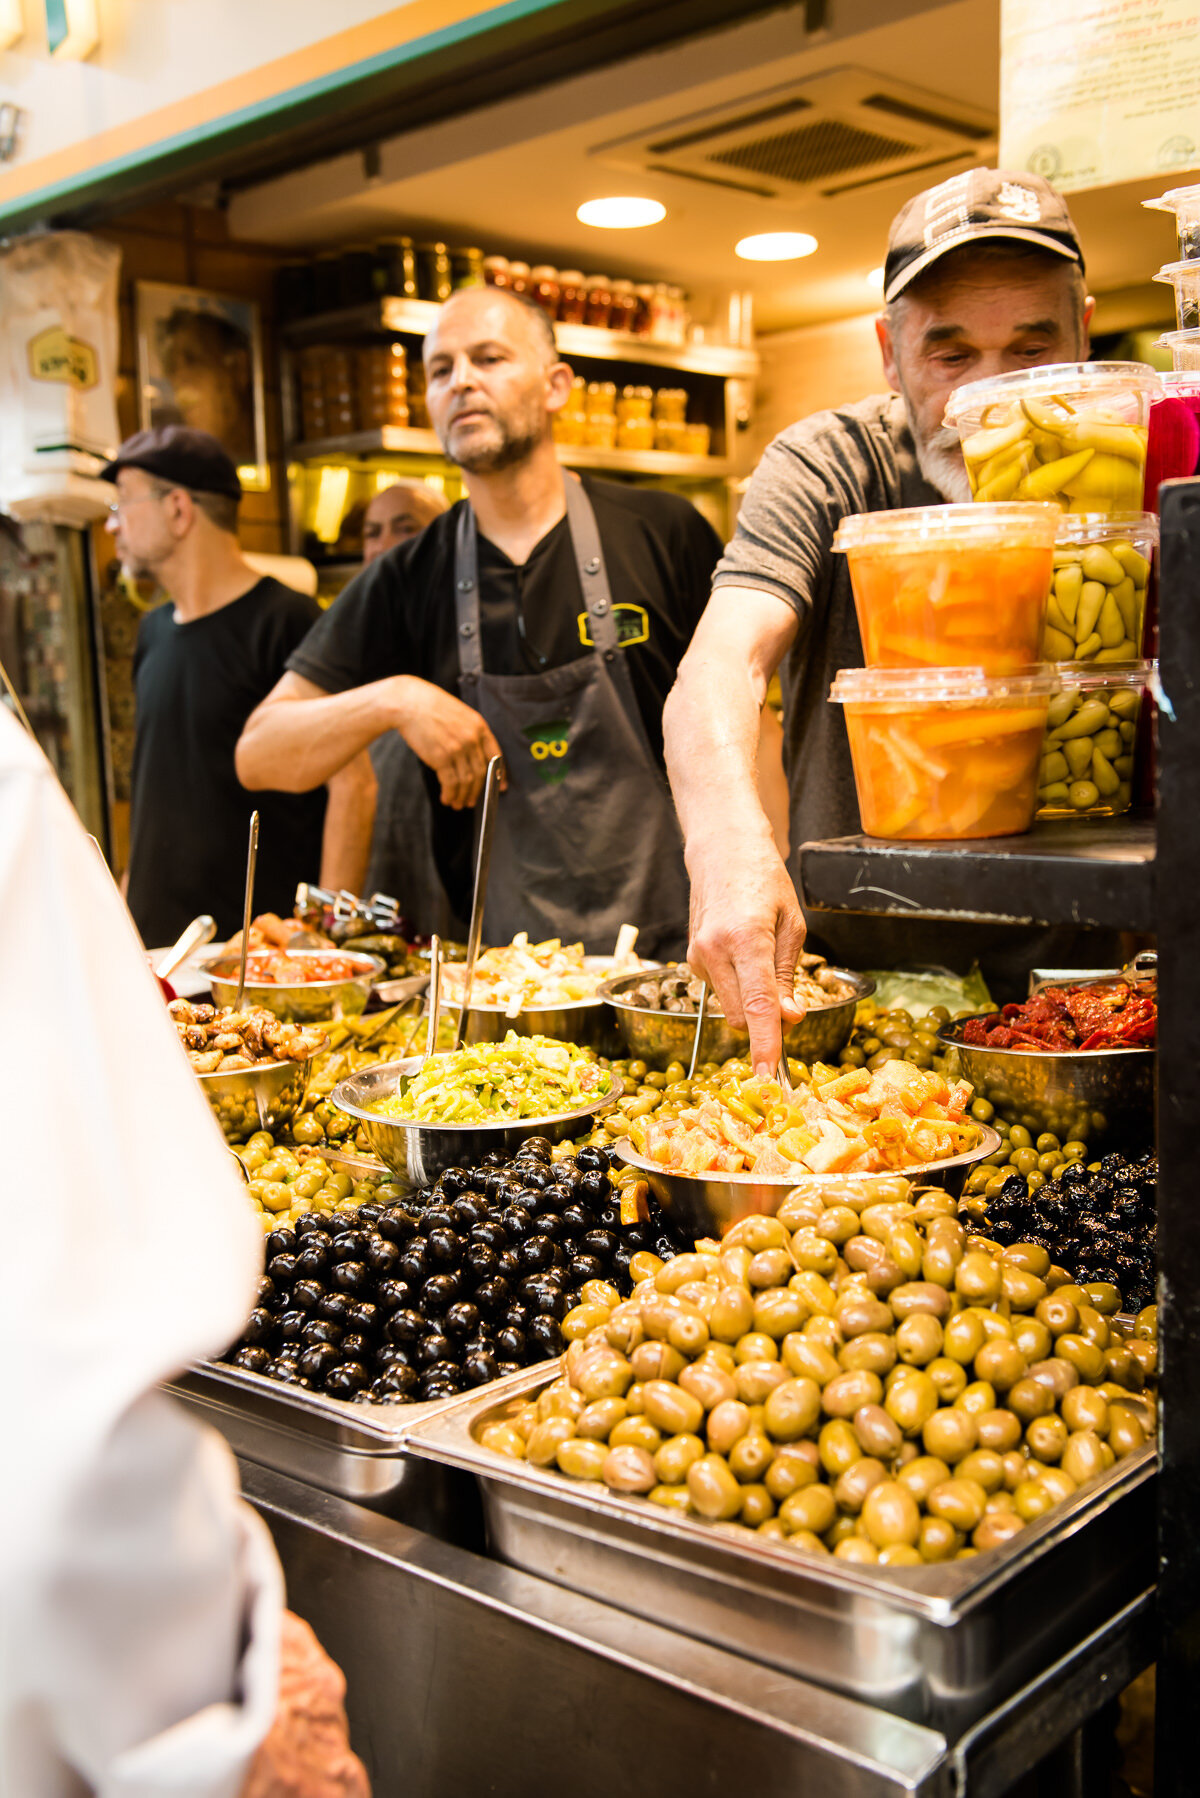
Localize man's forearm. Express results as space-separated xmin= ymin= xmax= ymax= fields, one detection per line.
xmin=319 ymin=752 xmax=378 ymax=895
xmin=664 ymin=645 xmax=775 ymax=860
xmin=237 ymin=679 xmax=401 ymax=793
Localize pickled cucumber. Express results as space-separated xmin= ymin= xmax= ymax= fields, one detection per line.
xmin=1036 ymin=681 xmax=1143 ymax=819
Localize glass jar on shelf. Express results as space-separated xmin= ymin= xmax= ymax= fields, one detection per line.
xmin=654 ymin=420 xmax=687 ymax=453
xmin=585 ymin=275 xmax=613 ymax=329
xmin=338 ymin=245 xmax=377 ymax=307
xmin=356 ymin=344 xmax=408 ymax=429
xmin=529 ymin=266 xmax=561 ymax=315
xmin=585 ymin=380 xmax=617 ymax=417
xmin=616 ymin=416 xmax=655 ymax=452
xmin=482 ymin=255 xmax=512 ymax=288
xmin=584 ymin=413 xmax=618 ymax=450
xmin=375 ymin=237 xmax=417 ymax=299
xmin=557 ymin=270 xmax=586 ymax=324
xmin=632 ymin=283 xmax=655 ymax=335
xmin=451 ymin=247 xmax=485 ymax=289
xmin=653 ymin=387 xmax=688 ymax=425
xmin=552 ymin=409 xmax=587 ymax=446
xmin=416 ymin=242 xmax=453 ymax=302
xmin=682 ymin=422 xmax=712 ymax=457
xmin=507 ymin=260 xmax=531 ymax=294
xmin=616 ymin=384 xmax=653 ymax=423
xmin=609 ymin=277 xmax=638 ymax=333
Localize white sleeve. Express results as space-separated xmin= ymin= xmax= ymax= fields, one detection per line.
xmin=15 ymin=1393 xmax=281 ymax=1798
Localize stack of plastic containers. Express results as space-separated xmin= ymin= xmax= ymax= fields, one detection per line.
xmin=941 ymin=363 xmax=1160 ymax=825
xmin=1144 ymin=185 xmax=1200 ymax=500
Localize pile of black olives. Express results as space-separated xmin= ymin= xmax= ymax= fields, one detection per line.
xmin=226 ymin=1139 xmax=685 ymax=1405
xmin=964 ymin=1151 xmax=1156 ymax=1313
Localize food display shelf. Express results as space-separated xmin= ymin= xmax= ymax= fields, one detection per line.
xmin=798 ymin=818 xmax=1156 ymax=934
xmin=286 ymin=425 xmax=735 ymax=480
xmin=246 ymin=1456 xmax=1154 ymax=1798
xmin=403 ymin=1366 xmax=1157 ymax=1736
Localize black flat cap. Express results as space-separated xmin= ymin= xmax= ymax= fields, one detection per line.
xmin=101 ymin=425 xmax=243 ymax=501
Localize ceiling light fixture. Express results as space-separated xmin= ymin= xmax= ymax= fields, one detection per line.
xmin=0 ymin=0 xmax=23 ymax=50
xmin=866 ymin=266 xmax=885 ymax=289
xmin=735 ymin=232 xmax=818 ymax=262
xmin=46 ymin=0 xmax=99 ymax=59
xmin=577 ymin=196 xmax=666 ymax=229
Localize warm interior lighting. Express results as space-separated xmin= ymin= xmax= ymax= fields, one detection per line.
xmin=0 ymin=0 xmax=24 ymax=51
xmin=46 ymin=0 xmax=99 ymax=59
xmin=735 ymin=232 xmax=818 ymax=262
xmin=577 ymin=196 xmax=666 ymax=229
xmin=866 ymin=266 xmax=885 ymax=289
xmin=374 ymin=472 xmax=399 ymax=493
xmin=313 ymin=466 xmax=351 ymax=543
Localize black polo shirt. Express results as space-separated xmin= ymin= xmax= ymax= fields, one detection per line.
xmin=127 ymin=578 xmax=328 ymax=946
xmin=287 ymin=476 xmax=721 ymax=911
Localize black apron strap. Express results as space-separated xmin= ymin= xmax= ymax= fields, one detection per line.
xmin=453 ymin=503 xmax=484 ymax=681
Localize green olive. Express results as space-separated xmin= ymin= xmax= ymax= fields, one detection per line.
xmin=555 ymin=1437 xmax=609 ymax=1481
xmin=764 ymin=1442 xmax=820 ymax=1501
xmin=686 ymin=1453 xmax=743 ymax=1520
xmin=780 ymin=1482 xmax=838 ymax=1537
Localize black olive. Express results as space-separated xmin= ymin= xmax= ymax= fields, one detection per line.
xmin=531 ymin=1210 xmax=567 ymax=1241
xmin=374 ymin=1364 xmax=417 ymax=1398
xmin=366 ymin=1236 xmax=400 ymax=1275
xmin=472 ymin=1220 xmax=509 ymax=1253
xmin=298 ymin=1342 xmax=341 ymax=1383
xmin=267 ymin=1252 xmax=298 ymax=1284
xmin=527 ymin=1316 xmax=565 ymax=1358
xmin=291 ymin=1278 xmax=325 ymax=1312
xmin=241 ymin=1307 xmax=277 ymax=1345
xmin=293 ymin=1244 xmax=330 ymax=1280
xmin=467 ymin=1242 xmax=500 ymax=1282
xmin=332 ymin=1260 xmax=368 ymax=1293
xmin=421 ymin=1271 xmax=462 ymax=1313
xmin=653 ymin=1234 xmax=679 ymax=1261
xmin=427 ymin=1227 xmax=463 ymax=1268
xmin=524 ymin=1282 xmax=568 ymax=1320
xmin=329 ymin=1230 xmax=367 ymax=1262
xmin=233 ymin=1346 xmax=272 ymax=1374
xmin=521 ymin=1137 xmax=553 ymax=1164
xmin=581 ymin=1228 xmax=617 ymax=1260
xmin=575 ymin=1145 xmax=608 ymax=1173
xmin=579 ymin=1168 xmax=610 ymax=1204
xmin=325 ymin=1362 xmax=368 ymax=1398
xmin=479 ymin=1149 xmax=508 ymax=1168
xmin=559 ymin=1203 xmax=592 ymax=1236
xmin=622 ymin=1225 xmax=650 ymax=1251
xmin=511 ymin=1189 xmax=542 ymax=1217
xmin=500 ymin=1207 xmax=533 ymax=1241
xmin=444 ymin=1301 xmax=481 ymax=1338
xmin=439 ymin=1170 xmax=469 ymax=1200
xmin=376 ymin=1343 xmax=412 ymax=1369
xmin=495 ymin=1325 xmax=526 ymax=1359
xmin=318 ymin=1291 xmax=353 ymax=1324
xmin=296 ymin=1213 xmax=332 ymax=1238
xmin=519 ymin=1234 xmax=554 ymax=1272
xmin=503 ymin=1301 xmax=530 ymax=1329
xmin=301 ymin=1316 xmax=343 ymax=1346
xmin=388 ymin=1308 xmax=425 ymax=1345
xmin=417 ymin=1333 xmax=453 ymax=1368
xmin=463 ymin=1347 xmax=499 ymax=1387
xmin=346 ymin=1300 xmax=381 ymax=1335
xmin=377 ymin=1208 xmax=417 ymax=1244
xmin=518 ymin=1165 xmax=552 ymax=1192
xmin=340 ymin=1331 xmax=372 ymax=1363
xmin=266 ymin=1228 xmax=297 ymax=1259
xmin=497 ymin=1247 xmax=522 ymax=1279
xmin=278 ymin=1308 xmax=307 ymax=1342
xmin=449 ymin=1196 xmax=486 ymax=1231
xmin=422 ymin=1205 xmax=456 ymax=1234
xmin=473 ymin=1275 xmax=511 ymax=1316
xmin=568 ymin=1254 xmax=604 ymax=1286
xmin=376 ymin=1278 xmax=413 ymax=1313
xmin=254 ymin=1274 xmax=281 ymax=1311
xmin=397 ymin=1243 xmax=430 ymax=1283
xmin=482 ymin=1167 xmax=513 ymax=1198
xmin=357 ymin=1203 xmax=384 ymax=1226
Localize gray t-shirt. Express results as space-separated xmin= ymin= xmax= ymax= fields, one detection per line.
xmin=713 ymin=391 xmax=939 ymax=870
xmin=711 ymin=392 xmax=1121 ymax=992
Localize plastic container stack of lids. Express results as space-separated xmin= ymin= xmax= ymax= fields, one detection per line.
xmin=1145 ymin=183 xmax=1200 ymax=369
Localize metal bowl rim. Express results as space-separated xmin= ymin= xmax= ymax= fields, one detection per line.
xmin=330 ymin=1055 xmax=622 ymax=1135
xmin=193 ymin=1050 xmax=321 ymax=1085
xmin=203 ymin=948 xmax=387 ymax=992
xmin=938 ymin=1018 xmax=1156 ymax=1061
xmin=612 ymin=1124 xmax=1001 ymax=1186
xmin=597 ymin=964 xmax=876 ymax=1016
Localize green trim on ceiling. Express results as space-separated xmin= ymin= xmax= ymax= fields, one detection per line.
xmin=43 ymin=0 xmax=69 ymax=57
xmin=0 ymin=0 xmax=572 ymax=227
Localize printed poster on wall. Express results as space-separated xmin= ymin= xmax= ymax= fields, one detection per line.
xmin=1000 ymin=0 xmax=1200 ymax=193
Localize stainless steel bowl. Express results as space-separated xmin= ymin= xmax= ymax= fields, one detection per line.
xmin=442 ymin=955 xmax=641 ymax=1055
xmin=205 ymin=948 xmax=385 ymax=1023
xmin=330 ymin=1057 xmax=623 ymax=1186
xmin=612 ymin=1126 xmax=1002 ymax=1236
xmin=197 ymin=1054 xmax=317 ymax=1144
xmin=598 ymin=965 xmax=875 ymax=1071
xmin=938 ymin=1020 xmax=1154 ymax=1149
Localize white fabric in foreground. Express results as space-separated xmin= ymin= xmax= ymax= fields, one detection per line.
xmin=0 ymin=706 xmax=280 ymax=1795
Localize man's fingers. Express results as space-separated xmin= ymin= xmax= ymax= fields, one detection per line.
xmin=775 ymin=904 xmax=809 ymax=1025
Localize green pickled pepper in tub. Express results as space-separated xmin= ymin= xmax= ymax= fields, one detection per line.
xmin=1036 ymin=682 xmax=1143 ymax=820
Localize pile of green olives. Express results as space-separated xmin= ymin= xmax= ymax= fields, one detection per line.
xmin=476 ymin=1175 xmax=1157 ymax=1565
xmin=237 ymin=1132 xmax=396 ymax=1230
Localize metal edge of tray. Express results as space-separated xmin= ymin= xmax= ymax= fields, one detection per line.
xmin=401 ymin=1366 xmax=1157 ymax=1732
xmin=371 ymin=973 xmax=431 ymax=1005
xmin=166 ymin=1358 xmax=550 ymax=1510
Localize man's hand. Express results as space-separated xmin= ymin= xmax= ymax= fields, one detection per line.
xmin=393 ymin=677 xmax=505 ymax=809
xmin=686 ymin=831 xmax=807 ymax=1076
xmin=240 ymin=1611 xmax=370 ymax=1798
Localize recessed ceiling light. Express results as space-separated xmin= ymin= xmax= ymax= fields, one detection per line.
xmin=735 ymin=232 xmax=818 ymax=262
xmin=866 ymin=266 xmax=885 ymax=289
xmin=577 ymin=196 xmax=666 ymax=229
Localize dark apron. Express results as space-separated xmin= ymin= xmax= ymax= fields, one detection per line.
xmin=453 ymin=476 xmax=689 ymax=959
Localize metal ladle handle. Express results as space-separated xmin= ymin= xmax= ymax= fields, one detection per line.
xmin=234 ymin=811 xmax=260 ymax=1013
xmin=454 ymin=755 xmax=503 ymax=1048
xmin=687 ymin=981 xmax=708 ymax=1082
xmin=424 ymin=935 xmax=442 ymax=1065
xmin=155 ymin=914 xmax=217 ymax=983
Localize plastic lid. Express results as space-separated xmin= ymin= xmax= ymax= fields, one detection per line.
xmin=829 ymin=665 xmax=1059 ymax=704
xmin=1053 ymin=659 xmax=1154 ymax=689
xmin=943 ymin=361 xmax=1163 ymax=423
xmin=1160 ymin=368 xmax=1200 ymax=392
xmin=832 ymin=501 xmax=1059 ymax=552
xmin=530 ymin=265 xmax=559 ymax=280
xmin=1053 ymin=510 xmax=1159 ymax=547
xmin=1145 ymin=184 xmax=1200 ymax=214
xmin=1154 ymin=260 xmax=1200 ymax=284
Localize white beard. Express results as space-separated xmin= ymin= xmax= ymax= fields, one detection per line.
xmin=898 ymin=385 xmax=973 ymax=503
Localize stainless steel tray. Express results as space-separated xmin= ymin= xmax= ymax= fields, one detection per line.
xmin=167 ymin=1357 xmax=539 ymax=1527
xmin=404 ymin=1367 xmax=1157 ymax=1734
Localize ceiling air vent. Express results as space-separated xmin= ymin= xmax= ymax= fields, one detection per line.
xmin=592 ymin=67 xmax=996 ymax=203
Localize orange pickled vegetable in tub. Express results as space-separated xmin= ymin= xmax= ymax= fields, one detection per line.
xmin=829 ymin=668 xmax=1057 ymax=841
xmin=846 ymin=540 xmax=1053 ymax=670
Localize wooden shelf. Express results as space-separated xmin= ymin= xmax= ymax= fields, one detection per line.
xmin=282 ymin=298 xmax=758 ymax=379
xmin=287 ymin=429 xmax=734 ymax=480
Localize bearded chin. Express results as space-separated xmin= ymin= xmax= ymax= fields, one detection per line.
xmin=914 ymin=430 xmax=974 ymax=504
xmin=451 ymin=422 xmax=541 ymax=475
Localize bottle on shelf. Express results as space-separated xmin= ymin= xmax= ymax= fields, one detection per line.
xmin=585 ymin=275 xmax=614 ymax=329
xmin=482 ymin=255 xmax=512 ymax=289
xmin=451 ymin=247 xmax=485 ymax=289
xmin=507 ymin=260 xmax=531 ymax=295
xmin=557 ymin=271 xmax=586 ymax=325
xmin=416 ymin=243 xmax=453 ymax=302
xmin=529 ymin=266 xmax=561 ymax=316
xmin=610 ymin=277 xmax=638 ymax=334
xmin=376 ymin=237 xmax=418 ymax=300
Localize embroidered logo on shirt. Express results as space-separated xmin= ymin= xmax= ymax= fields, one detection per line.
xmin=523 ymin=718 xmax=570 ymax=783
xmin=576 ymin=603 xmax=650 ymax=649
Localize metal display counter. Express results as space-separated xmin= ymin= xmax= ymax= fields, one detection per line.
xmin=242 ymin=1459 xmax=1152 ymax=1798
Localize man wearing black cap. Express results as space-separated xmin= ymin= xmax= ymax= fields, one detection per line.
xmin=105 ymin=426 xmax=376 ymax=945
xmin=664 ymin=168 xmax=1095 ymax=1073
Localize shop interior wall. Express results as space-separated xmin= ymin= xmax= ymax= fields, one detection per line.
xmin=747 ymin=314 xmax=885 ymax=466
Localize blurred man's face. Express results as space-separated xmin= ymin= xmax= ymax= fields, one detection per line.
xmin=104 ymin=468 xmax=177 ymax=579
xmin=876 ymin=255 xmax=1089 ymax=501
xmin=362 ymin=485 xmax=445 ymax=563
xmin=423 ymin=288 xmax=569 ymax=474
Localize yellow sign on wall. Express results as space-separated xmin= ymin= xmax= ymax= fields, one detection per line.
xmin=27 ymin=324 xmax=98 ymax=388
xmin=1001 ymin=0 xmax=1200 ymax=193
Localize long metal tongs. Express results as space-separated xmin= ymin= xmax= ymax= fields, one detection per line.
xmin=687 ymin=980 xmax=708 ymax=1081
xmin=423 ymin=935 xmax=442 ymax=1067
xmin=233 ymin=811 xmax=260 ymax=1012
xmin=453 ymin=755 xmax=503 ymax=1048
